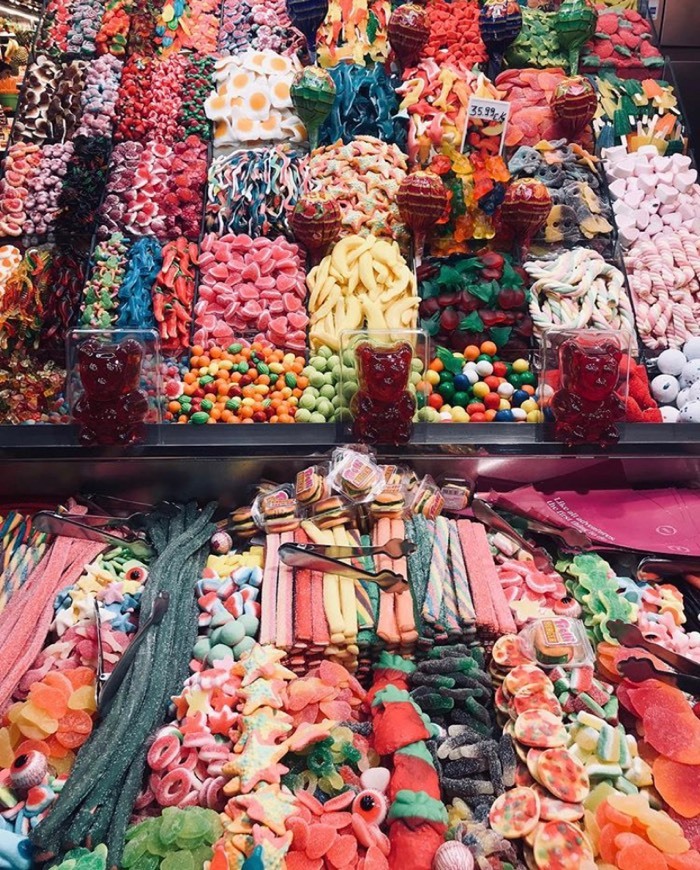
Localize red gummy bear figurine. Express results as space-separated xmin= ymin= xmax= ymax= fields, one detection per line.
xmin=73 ymin=337 xmax=149 ymax=446
xmin=552 ymin=337 xmax=625 ymax=448
xmin=351 ymin=341 xmax=415 ymax=445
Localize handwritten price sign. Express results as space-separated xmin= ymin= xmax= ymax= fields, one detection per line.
xmin=462 ymin=97 xmax=511 ymax=155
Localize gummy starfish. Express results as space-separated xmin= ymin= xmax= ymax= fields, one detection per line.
xmin=237 ymin=645 xmax=296 ymax=687
xmin=252 ymin=825 xmax=292 ymax=870
xmin=236 ymin=708 xmax=293 ymax=750
xmin=239 ymin=678 xmax=286 ymax=715
xmin=236 ymin=784 xmax=298 ymax=836
xmin=224 ymin=733 xmax=289 ymax=793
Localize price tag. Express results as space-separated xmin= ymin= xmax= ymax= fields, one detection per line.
xmin=462 ymin=97 xmax=511 ymax=155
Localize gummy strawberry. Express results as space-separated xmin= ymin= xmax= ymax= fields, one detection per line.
xmin=497 ymin=288 xmax=526 ymax=310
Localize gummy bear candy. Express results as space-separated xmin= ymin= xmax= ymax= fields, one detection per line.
xmin=73 ymin=337 xmax=149 ymax=446
xmin=351 ymin=341 xmax=415 ymax=445
xmin=552 ymin=337 xmax=625 ymax=447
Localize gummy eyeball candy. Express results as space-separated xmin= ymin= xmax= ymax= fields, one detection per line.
xmin=651 ymin=374 xmax=679 ymax=404
xmin=10 ymin=751 xmax=47 ymax=792
xmin=352 ymin=789 xmax=388 ymax=825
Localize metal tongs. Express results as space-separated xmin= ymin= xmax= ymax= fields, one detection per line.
xmin=277 ymin=543 xmax=409 ymax=593
xmin=33 ymin=511 xmax=155 ymax=560
xmin=608 ymin=618 xmax=700 ymax=695
xmin=96 ymin=591 xmax=170 ymax=716
xmin=289 ymin=538 xmax=415 ymax=561
xmin=471 ymin=499 xmax=556 ymax=573
xmin=636 ymin=556 xmax=700 ymax=587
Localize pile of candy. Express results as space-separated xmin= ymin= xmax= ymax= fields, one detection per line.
xmin=581 ymin=7 xmax=664 ymax=73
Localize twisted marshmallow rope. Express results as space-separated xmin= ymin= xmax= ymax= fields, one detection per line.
xmin=525 ymin=247 xmax=635 ymax=339
xmin=624 ymin=229 xmax=700 ymax=351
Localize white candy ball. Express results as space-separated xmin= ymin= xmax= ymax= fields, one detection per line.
xmin=676 ymin=388 xmax=689 ymax=409
xmin=678 ymin=400 xmax=700 ymax=423
xmin=462 ymin=366 xmax=479 ymax=385
xmin=679 ymin=359 xmax=700 ymax=389
xmin=690 ymin=381 xmax=700 ymax=402
xmin=660 ymin=406 xmax=680 ymax=423
xmin=657 ymin=348 xmax=687 ymax=376
xmin=511 ymin=408 xmax=527 ymax=421
xmin=475 ymin=360 xmax=493 ymax=377
xmin=683 ymin=337 xmax=700 ymax=360
xmin=651 ymin=374 xmax=679 ymax=403
xmin=497 ymin=382 xmax=514 ymax=398
xmin=463 ymin=361 xmax=478 ymax=372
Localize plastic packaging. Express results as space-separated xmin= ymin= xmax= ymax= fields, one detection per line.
xmin=518 ymin=616 xmax=595 ymax=668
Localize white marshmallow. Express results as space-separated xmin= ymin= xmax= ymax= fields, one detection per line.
xmin=636 ymin=209 xmax=650 ymax=230
xmin=608 ymin=178 xmax=628 ymax=199
xmin=656 ymin=184 xmax=677 ymax=205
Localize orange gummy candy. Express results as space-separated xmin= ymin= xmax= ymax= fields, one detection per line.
xmin=16 ymin=701 xmax=59 ymax=740
xmin=42 ymin=672 xmax=74 ymax=700
xmin=599 ymin=823 xmax=624 ymax=865
xmin=653 ymin=757 xmax=700 ymax=820
xmin=55 ymin=709 xmax=93 ymax=749
xmin=28 ymin=683 xmax=69 ymax=719
xmin=667 ymin=851 xmax=700 ymax=870
xmin=616 ymin=839 xmax=668 ymax=870
xmin=65 ymin=667 xmax=95 ymax=690
xmin=15 ymin=738 xmax=51 ymax=758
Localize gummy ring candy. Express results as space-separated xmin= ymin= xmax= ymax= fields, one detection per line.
xmin=199 ymin=776 xmax=226 ymax=810
xmin=352 ymin=789 xmax=388 ymax=826
xmin=10 ymin=750 xmax=48 ymax=792
xmin=155 ymin=767 xmax=197 ymax=807
xmin=178 ymin=747 xmax=200 ymax=771
xmin=489 ymin=787 xmax=541 ymax=839
xmin=147 ymin=729 xmax=182 ymax=771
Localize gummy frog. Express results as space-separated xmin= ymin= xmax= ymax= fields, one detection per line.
xmin=350 ymin=341 xmax=415 ymax=445
xmin=552 ymin=337 xmax=625 ymax=447
xmin=73 ymin=337 xmax=149 ymax=446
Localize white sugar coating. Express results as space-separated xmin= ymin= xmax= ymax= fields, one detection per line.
xmin=680 ymin=359 xmax=700 ymax=389
xmin=657 ymin=348 xmax=687 ymax=376
xmin=679 ymin=400 xmax=700 ymax=423
xmin=661 ymin=406 xmax=680 ymax=423
xmin=689 ymin=381 xmax=700 ymax=402
xmin=651 ymin=374 xmax=679 ymax=403
xmin=684 ymin=337 xmax=700 ymax=360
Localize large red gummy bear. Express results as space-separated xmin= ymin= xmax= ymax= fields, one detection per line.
xmin=351 ymin=342 xmax=415 ymax=445
xmin=552 ymin=338 xmax=625 ymax=447
xmin=73 ymin=337 xmax=149 ymax=446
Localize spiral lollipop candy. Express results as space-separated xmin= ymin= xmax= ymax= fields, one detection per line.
xmin=290 ymin=66 xmax=336 ymax=151
xmin=286 ymin=0 xmax=329 ymax=60
xmin=555 ymin=0 xmax=597 ymax=75
xmin=552 ymin=76 xmax=597 ymax=142
xmin=479 ymin=0 xmax=522 ymax=80
xmin=388 ymin=4 xmax=430 ymax=69
xmin=501 ymin=179 xmax=552 ymax=263
xmin=396 ymin=170 xmax=448 ymax=266
xmin=290 ymin=193 xmax=342 ymax=263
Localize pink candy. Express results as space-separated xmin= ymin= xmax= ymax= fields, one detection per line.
xmin=0 ymin=143 xmax=42 ymax=237
xmin=194 ymin=233 xmax=309 ymax=350
xmin=497 ymin=558 xmax=569 ymax=627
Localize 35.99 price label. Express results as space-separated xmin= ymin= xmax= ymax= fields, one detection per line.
xmin=462 ymin=97 xmax=511 ymax=155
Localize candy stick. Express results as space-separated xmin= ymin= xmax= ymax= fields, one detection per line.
xmin=333 ymin=525 xmax=358 ymax=642
xmin=375 ymin=519 xmax=400 ymax=647
xmin=448 ymin=519 xmax=476 ymax=628
xmin=259 ymin=533 xmax=280 ymax=645
xmin=306 ymin=523 xmax=345 ymax=646
xmin=391 ymin=519 xmax=417 ymax=642
xmin=276 ymin=531 xmax=294 ymax=650
xmin=457 ymin=520 xmax=498 ymax=637
xmin=293 ymin=528 xmax=312 ymax=648
xmin=423 ymin=516 xmax=448 ymax=625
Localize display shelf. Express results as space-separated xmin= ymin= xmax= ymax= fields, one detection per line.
xmin=1 ymin=421 xmax=700 ymax=458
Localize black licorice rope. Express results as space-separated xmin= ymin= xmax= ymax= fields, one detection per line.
xmin=31 ymin=502 xmax=216 ymax=866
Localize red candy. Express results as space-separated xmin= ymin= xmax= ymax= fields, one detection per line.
xmin=194 ymin=233 xmax=308 ymax=351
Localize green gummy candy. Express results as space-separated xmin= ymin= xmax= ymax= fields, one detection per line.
xmin=129 ymin=853 xmax=159 ymax=870
xmin=219 ymin=619 xmax=245 ymax=647
xmin=159 ymin=808 xmax=186 ymax=847
xmin=237 ymin=614 xmax=259 ymax=636
xmin=161 ymin=853 xmax=195 ymax=870
xmin=146 ymin=824 xmax=167 ymax=857
xmin=122 ymin=833 xmax=149 ymax=866
xmin=234 ymin=636 xmax=256 ymax=657
xmin=76 ymin=851 xmax=108 ymax=870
